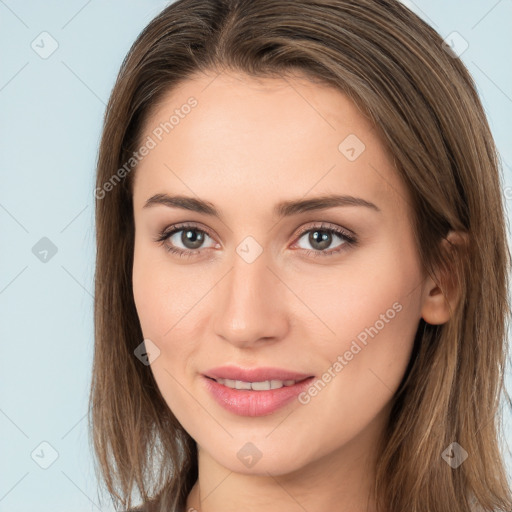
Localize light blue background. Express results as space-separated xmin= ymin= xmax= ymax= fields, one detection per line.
xmin=1 ymin=1 xmax=511 ymax=510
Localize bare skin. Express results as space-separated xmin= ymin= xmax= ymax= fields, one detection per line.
xmin=131 ymin=69 xmax=458 ymax=512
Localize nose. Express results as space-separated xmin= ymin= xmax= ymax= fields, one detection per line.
xmin=212 ymin=250 xmax=290 ymax=349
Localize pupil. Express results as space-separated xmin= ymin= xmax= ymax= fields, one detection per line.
xmin=310 ymin=230 xmax=331 ymax=250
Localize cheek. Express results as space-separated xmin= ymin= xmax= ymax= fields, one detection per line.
xmin=132 ymin=242 xmax=196 ymax=339
xmin=132 ymin=243 xmax=210 ymax=380
xmin=132 ymin=251 xmax=202 ymax=417
xmin=291 ymin=241 xmax=421 ymax=354
xmin=294 ymin=248 xmax=422 ymax=434
xmin=132 ymin=254 xmax=167 ymax=338
xmin=332 ymin=256 xmax=421 ymax=380
xmin=264 ymin=276 xmax=419 ymax=472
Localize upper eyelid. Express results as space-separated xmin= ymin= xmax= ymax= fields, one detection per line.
xmin=164 ymin=222 xmax=216 ymax=240
xmin=294 ymin=222 xmax=353 ymax=237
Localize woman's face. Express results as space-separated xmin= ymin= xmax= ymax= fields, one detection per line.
xmin=132 ymin=70 xmax=431 ymax=478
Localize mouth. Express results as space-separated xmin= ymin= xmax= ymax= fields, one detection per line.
xmin=201 ymin=369 xmax=315 ymax=417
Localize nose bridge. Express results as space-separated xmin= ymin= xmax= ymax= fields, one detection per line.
xmin=212 ymin=247 xmax=288 ymax=346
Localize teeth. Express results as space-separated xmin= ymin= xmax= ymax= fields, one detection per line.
xmin=215 ymin=378 xmax=300 ymax=390
xmin=252 ymin=380 xmax=271 ymax=390
xmin=271 ymin=380 xmax=285 ymax=389
xmin=235 ymin=380 xmax=252 ymax=390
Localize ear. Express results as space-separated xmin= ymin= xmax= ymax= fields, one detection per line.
xmin=420 ymin=230 xmax=468 ymax=325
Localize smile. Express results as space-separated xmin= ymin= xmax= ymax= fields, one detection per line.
xmin=202 ymin=375 xmax=315 ymax=416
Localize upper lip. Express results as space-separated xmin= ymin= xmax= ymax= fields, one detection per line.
xmin=203 ymin=366 xmax=313 ymax=382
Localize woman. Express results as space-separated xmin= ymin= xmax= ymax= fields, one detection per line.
xmin=89 ymin=1 xmax=512 ymax=511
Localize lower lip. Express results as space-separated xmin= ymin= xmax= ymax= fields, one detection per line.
xmin=201 ymin=375 xmax=315 ymax=417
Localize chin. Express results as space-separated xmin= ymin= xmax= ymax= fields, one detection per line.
xmin=203 ymin=441 xmax=312 ymax=476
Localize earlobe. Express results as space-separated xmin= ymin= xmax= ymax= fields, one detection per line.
xmin=420 ymin=230 xmax=468 ymax=325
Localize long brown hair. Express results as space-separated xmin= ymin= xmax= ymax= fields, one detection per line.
xmin=89 ymin=1 xmax=512 ymax=510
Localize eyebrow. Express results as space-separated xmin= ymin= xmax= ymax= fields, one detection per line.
xmin=143 ymin=193 xmax=381 ymax=217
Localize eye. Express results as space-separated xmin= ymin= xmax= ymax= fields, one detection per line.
xmin=154 ymin=223 xmax=217 ymax=258
xmin=292 ymin=223 xmax=357 ymax=257
xmin=154 ymin=222 xmax=357 ymax=259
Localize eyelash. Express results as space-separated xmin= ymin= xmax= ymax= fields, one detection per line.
xmin=154 ymin=222 xmax=357 ymax=259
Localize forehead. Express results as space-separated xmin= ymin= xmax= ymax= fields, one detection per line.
xmin=132 ymin=70 xmax=410 ymax=220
